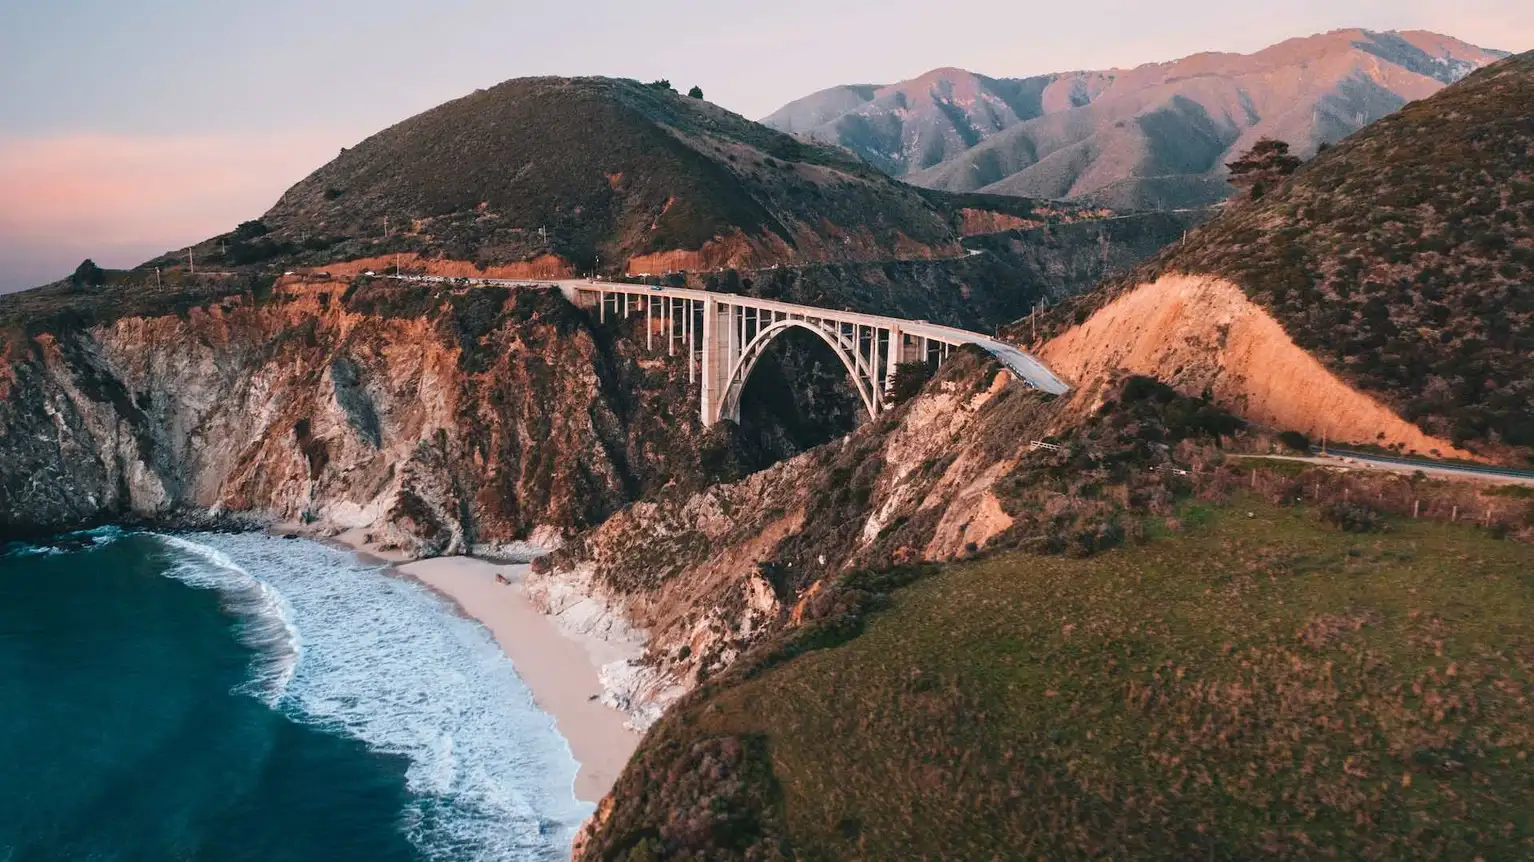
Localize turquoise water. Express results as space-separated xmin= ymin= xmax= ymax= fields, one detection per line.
xmin=0 ymin=530 xmax=589 ymax=861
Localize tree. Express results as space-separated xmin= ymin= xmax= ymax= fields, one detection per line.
xmin=1226 ymin=138 xmax=1303 ymax=199
xmin=647 ymin=79 xmax=674 ymax=92
xmin=230 ymin=219 xmax=270 ymax=242
xmin=688 ymin=85 xmax=704 ymax=100
xmin=888 ymin=361 xmax=937 ymax=404
xmin=70 ymin=259 xmax=106 ymax=288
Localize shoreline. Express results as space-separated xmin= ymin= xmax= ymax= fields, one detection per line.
xmin=299 ymin=526 xmax=640 ymax=805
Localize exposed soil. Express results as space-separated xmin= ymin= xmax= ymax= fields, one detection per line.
xmin=1040 ymin=274 xmax=1475 ymax=459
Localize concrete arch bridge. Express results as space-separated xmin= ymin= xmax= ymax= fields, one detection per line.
xmin=409 ymin=277 xmax=1070 ymax=426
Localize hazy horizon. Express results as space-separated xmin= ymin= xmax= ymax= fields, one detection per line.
xmin=2 ymin=0 xmax=1530 ymax=292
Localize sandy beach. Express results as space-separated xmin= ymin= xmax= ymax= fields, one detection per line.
xmin=280 ymin=524 xmax=641 ymax=805
xmin=396 ymin=556 xmax=641 ymax=804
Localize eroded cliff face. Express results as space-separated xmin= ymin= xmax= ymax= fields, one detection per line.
xmin=0 ymin=278 xmax=719 ymax=552
xmin=527 ymin=351 xmax=1086 ymax=727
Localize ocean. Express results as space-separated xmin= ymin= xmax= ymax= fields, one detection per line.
xmin=0 ymin=529 xmax=590 ymax=861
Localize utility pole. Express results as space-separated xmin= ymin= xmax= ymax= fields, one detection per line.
xmin=189 ymin=248 xmax=195 ymax=276
xmin=155 ymin=267 xmax=161 ymax=289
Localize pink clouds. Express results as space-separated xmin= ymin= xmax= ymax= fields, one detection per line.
xmin=0 ymin=130 xmax=355 ymax=251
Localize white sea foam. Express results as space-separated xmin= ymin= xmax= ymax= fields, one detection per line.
xmin=2 ymin=544 xmax=64 ymax=558
xmin=155 ymin=534 xmax=302 ymax=704
xmin=154 ymin=532 xmax=589 ymax=861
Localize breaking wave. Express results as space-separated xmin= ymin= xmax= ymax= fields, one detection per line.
xmin=155 ymin=534 xmax=302 ymax=704
xmin=153 ymin=532 xmax=589 ymax=860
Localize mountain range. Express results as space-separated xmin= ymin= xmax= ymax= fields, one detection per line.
xmin=763 ymin=29 xmax=1508 ymax=209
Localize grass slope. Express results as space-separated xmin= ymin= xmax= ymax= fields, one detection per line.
xmin=593 ymin=502 xmax=1534 ymax=860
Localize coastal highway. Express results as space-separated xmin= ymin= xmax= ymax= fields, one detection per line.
xmin=1237 ymin=449 xmax=1534 ymax=488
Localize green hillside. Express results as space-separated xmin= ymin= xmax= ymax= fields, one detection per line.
xmin=585 ymin=502 xmax=1534 ymax=860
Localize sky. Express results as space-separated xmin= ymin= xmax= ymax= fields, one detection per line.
xmin=1 ymin=0 xmax=1530 ymax=291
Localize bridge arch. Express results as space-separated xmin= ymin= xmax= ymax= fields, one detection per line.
xmin=717 ymin=318 xmax=879 ymax=425
xmin=547 ymin=280 xmax=1070 ymax=427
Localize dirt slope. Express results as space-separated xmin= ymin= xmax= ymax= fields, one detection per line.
xmin=1038 ymin=274 xmax=1472 ymax=458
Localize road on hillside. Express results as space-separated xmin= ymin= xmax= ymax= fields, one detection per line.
xmin=1235 ymin=450 xmax=1534 ymax=488
xmin=1317 ymin=447 xmax=1534 ymax=484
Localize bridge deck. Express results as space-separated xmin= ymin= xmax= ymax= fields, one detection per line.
xmin=407 ymin=276 xmax=1070 ymax=396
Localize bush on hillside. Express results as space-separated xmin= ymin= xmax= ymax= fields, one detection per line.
xmin=1225 ymin=138 xmax=1303 ymax=199
xmin=1278 ymin=430 xmax=1311 ymax=452
xmin=1320 ymin=500 xmax=1382 ymax=533
xmin=887 ymin=360 xmax=936 ymax=404
xmin=229 ymin=220 xmax=271 ymax=242
xmin=70 ymin=259 xmax=106 ymax=289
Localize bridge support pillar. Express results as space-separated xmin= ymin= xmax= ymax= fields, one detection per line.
xmin=884 ymin=324 xmax=902 ymax=397
xmin=700 ymin=298 xmax=736 ymax=426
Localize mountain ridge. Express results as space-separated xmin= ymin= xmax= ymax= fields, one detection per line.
xmin=764 ymin=28 xmax=1509 ymax=210
xmin=62 ymin=73 xmax=1194 ymax=295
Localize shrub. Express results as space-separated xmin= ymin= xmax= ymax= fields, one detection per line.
xmin=1122 ymin=375 xmax=1177 ymax=404
xmin=1277 ymin=430 xmax=1311 ymax=452
xmin=70 ymin=259 xmax=106 ymax=288
xmin=888 ymin=360 xmax=936 ymax=404
xmin=1321 ymin=501 xmax=1381 ymax=533
xmin=230 ymin=220 xmax=270 ymax=242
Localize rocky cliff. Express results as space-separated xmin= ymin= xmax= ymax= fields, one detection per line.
xmin=0 ymin=276 xmax=738 ymax=550
xmin=0 ymin=191 xmax=1196 ymax=548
